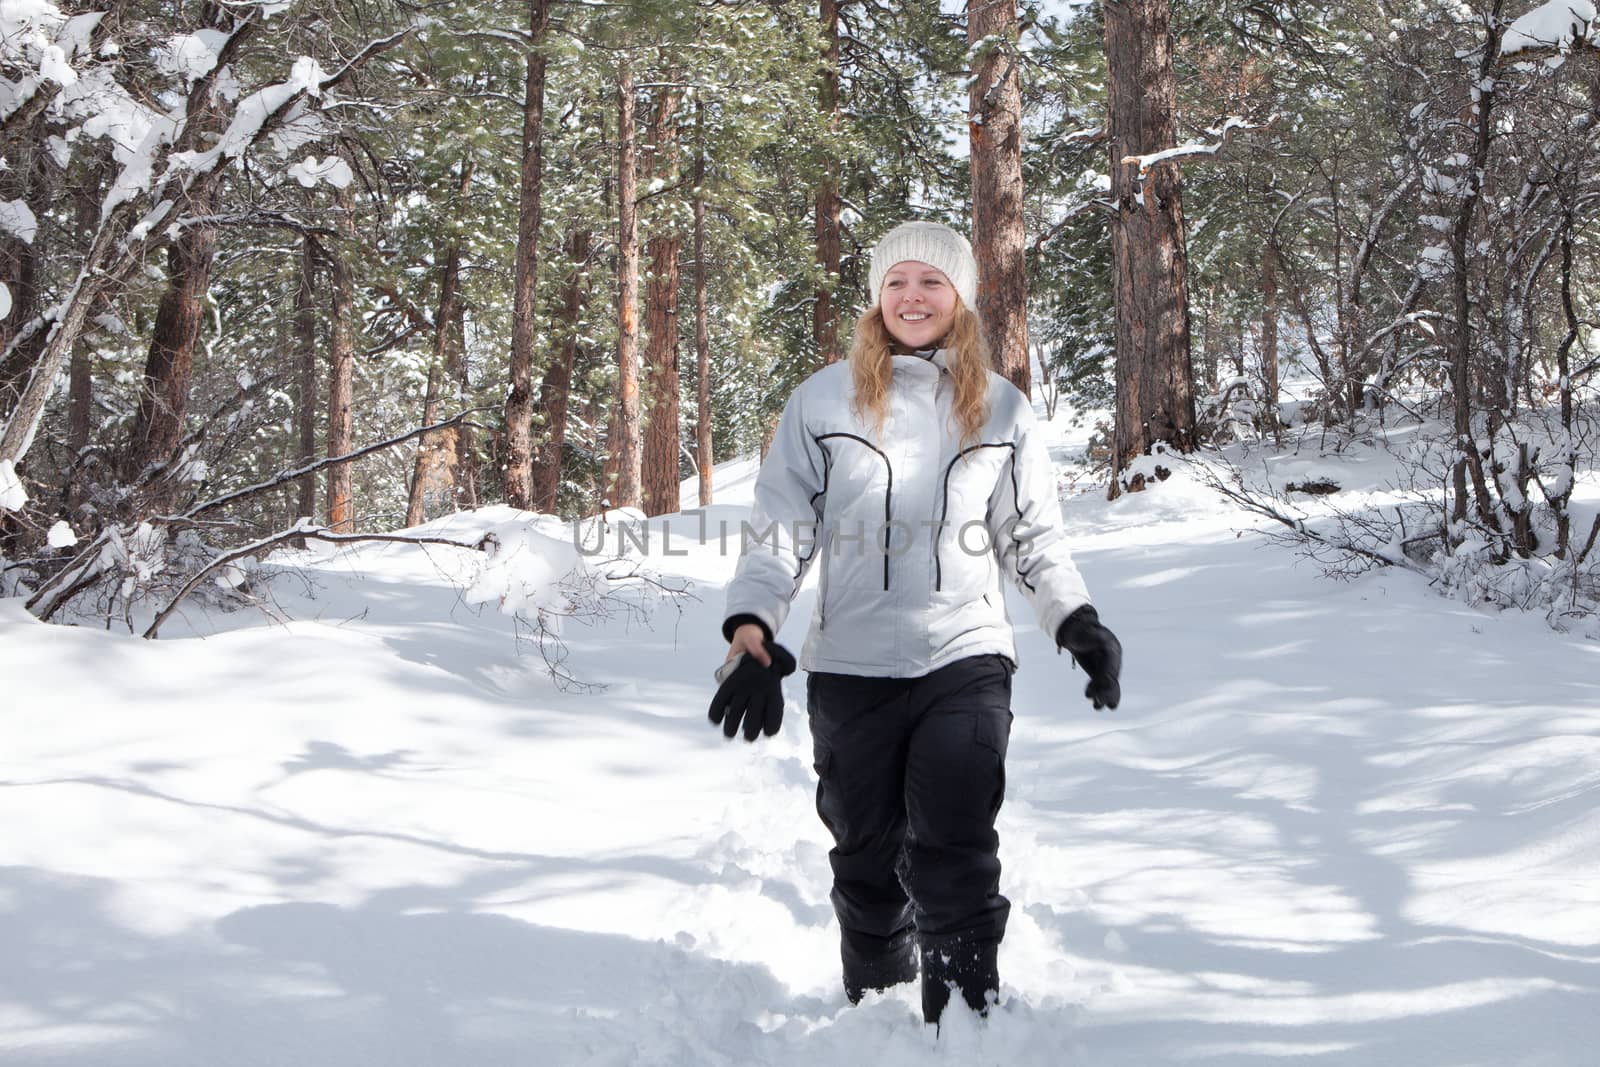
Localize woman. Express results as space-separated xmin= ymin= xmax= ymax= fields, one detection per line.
xmin=709 ymin=221 xmax=1122 ymax=1025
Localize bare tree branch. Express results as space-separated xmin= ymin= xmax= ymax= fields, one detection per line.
xmin=171 ymin=410 xmax=489 ymax=523
xmin=143 ymin=526 xmax=492 ymax=639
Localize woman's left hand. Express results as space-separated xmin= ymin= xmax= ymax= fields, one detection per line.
xmin=1056 ymin=605 xmax=1122 ymax=711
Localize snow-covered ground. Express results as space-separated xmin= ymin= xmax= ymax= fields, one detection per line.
xmin=3 ymin=412 xmax=1598 ymax=1066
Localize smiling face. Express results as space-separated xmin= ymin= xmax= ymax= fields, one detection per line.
xmin=878 ymin=260 xmax=960 ymax=350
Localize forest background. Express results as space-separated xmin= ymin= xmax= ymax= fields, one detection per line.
xmin=1 ymin=0 xmax=1597 ymax=633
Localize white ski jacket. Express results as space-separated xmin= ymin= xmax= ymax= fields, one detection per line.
xmin=724 ymin=349 xmax=1092 ymax=677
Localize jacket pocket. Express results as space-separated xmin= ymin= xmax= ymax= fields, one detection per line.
xmin=973 ymin=701 xmax=1012 ymax=821
xmin=811 ymin=742 xmax=840 ymax=838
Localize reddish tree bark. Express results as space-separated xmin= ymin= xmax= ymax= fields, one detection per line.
xmin=504 ymin=0 xmax=551 ymax=511
xmin=640 ymin=234 xmax=681 ymax=516
xmin=325 ymin=206 xmax=356 ymax=533
xmin=814 ymin=0 xmax=844 ymax=367
xmin=641 ymin=85 xmax=683 ymax=518
xmin=450 ymin=292 xmax=477 ymax=510
xmin=295 ymin=231 xmax=318 ymax=526
xmin=693 ymin=139 xmax=713 ymax=507
xmin=610 ymin=64 xmax=642 ymax=510
xmin=531 ymin=228 xmax=591 ymax=514
xmin=1105 ymin=0 xmax=1197 ymax=496
xmin=968 ymin=0 xmax=1029 ymax=393
xmin=118 ymin=6 xmax=239 ymax=497
xmin=405 ymin=240 xmax=464 ymax=527
xmin=121 ymin=219 xmax=218 ymax=495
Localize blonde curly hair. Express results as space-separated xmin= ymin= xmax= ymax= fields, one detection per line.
xmin=847 ymin=300 xmax=992 ymax=450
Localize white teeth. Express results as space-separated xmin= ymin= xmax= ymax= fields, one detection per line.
xmin=901 ymin=313 xmax=929 ymax=321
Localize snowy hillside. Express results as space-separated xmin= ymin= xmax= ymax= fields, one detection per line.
xmin=2 ymin=415 xmax=1598 ymax=1066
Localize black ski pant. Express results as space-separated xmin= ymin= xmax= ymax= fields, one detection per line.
xmin=805 ymin=653 xmax=1013 ymax=1021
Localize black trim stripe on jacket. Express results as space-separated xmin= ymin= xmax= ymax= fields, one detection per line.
xmin=815 ymin=432 xmax=894 ymax=591
xmin=934 ymin=442 xmax=1014 ymax=592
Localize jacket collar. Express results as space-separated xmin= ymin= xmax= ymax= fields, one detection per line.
xmin=890 ymin=347 xmax=951 ymax=376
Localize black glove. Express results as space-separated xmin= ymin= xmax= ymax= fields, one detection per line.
xmin=1056 ymin=604 xmax=1122 ymax=710
xmin=708 ymin=640 xmax=797 ymax=741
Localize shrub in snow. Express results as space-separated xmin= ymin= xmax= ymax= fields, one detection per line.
xmin=465 ymin=527 xmax=581 ymax=620
xmin=1194 ymin=418 xmax=1600 ymax=636
xmin=459 ymin=518 xmax=690 ymax=689
xmin=1198 ymin=377 xmax=1265 ymax=446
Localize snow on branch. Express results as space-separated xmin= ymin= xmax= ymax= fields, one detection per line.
xmin=1122 ymin=115 xmax=1275 ymax=177
xmin=0 ymin=20 xmax=420 ymax=469
xmin=1501 ymin=0 xmax=1597 ymax=56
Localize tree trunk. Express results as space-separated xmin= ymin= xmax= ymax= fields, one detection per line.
xmin=66 ymin=168 xmax=101 ymax=461
xmin=118 ymin=6 xmax=238 ymax=498
xmin=968 ymin=0 xmax=1029 ymax=393
xmin=66 ymin=349 xmax=91 ymax=455
xmin=1552 ymin=211 xmax=1578 ymax=558
xmin=325 ymin=205 xmax=356 ymax=534
xmin=532 ymin=228 xmax=590 ymax=514
xmin=0 ymin=13 xmax=412 ymax=470
xmin=611 ymin=63 xmax=642 ymax=511
xmin=1446 ymin=4 xmax=1504 ymax=539
xmin=641 ymin=231 xmax=681 ymax=517
xmin=120 ymin=216 xmax=218 ymax=497
xmin=295 ymin=232 xmax=318 ymax=525
xmin=1104 ymin=0 xmax=1196 ymax=496
xmin=601 ymin=420 xmax=621 ymax=509
xmin=451 ymin=291 xmax=477 ymax=510
xmin=1261 ymin=237 xmax=1281 ymax=445
xmin=405 ymin=241 xmax=463 ymax=527
xmin=405 ymin=362 xmax=444 ymax=528
xmin=694 ymin=133 xmax=713 ymax=507
xmin=641 ymin=84 xmax=682 ymax=518
xmin=0 ymin=123 xmax=47 ymax=421
xmin=814 ymin=0 xmax=844 ymax=367
xmin=504 ymin=0 xmax=552 ymax=511
xmin=0 ymin=262 xmax=111 ymax=465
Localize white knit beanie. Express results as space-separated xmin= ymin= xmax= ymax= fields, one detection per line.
xmin=868 ymin=221 xmax=978 ymax=311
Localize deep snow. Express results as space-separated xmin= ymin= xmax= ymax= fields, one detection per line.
xmin=2 ymin=411 xmax=1598 ymax=1066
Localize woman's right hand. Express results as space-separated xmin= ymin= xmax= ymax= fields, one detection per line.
xmin=727 ymin=623 xmax=772 ymax=668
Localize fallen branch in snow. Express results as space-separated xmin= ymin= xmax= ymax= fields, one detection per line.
xmin=23 ymin=411 xmax=488 ymax=622
xmin=1576 ymin=514 xmax=1600 ymax=566
xmin=504 ymin=554 xmax=698 ymax=693
xmin=143 ymin=526 xmax=493 ymax=639
xmin=1193 ymin=430 xmax=1600 ymax=632
xmin=23 ymin=529 xmax=116 ymax=621
xmin=1187 ymin=452 xmax=1431 ymax=576
xmin=173 ymin=410 xmax=489 ymax=523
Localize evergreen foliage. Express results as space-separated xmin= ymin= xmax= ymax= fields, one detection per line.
xmin=1 ymin=0 xmax=1597 ymax=626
